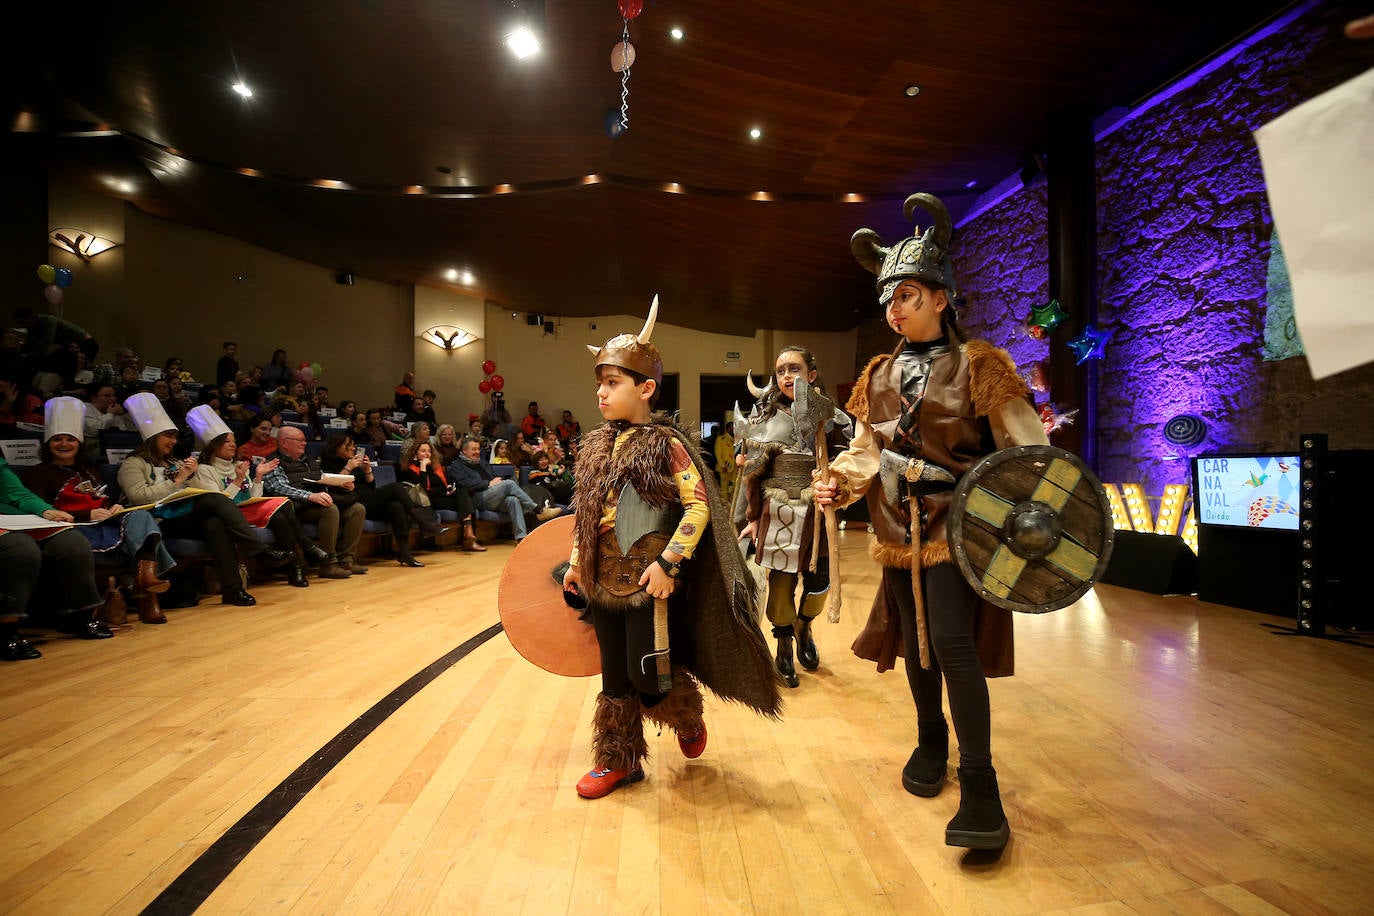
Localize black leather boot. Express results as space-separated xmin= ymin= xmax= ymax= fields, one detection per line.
xmin=901 ymin=719 xmax=949 ymax=797
xmin=945 ymin=766 xmax=1010 ymax=849
xmin=286 ymin=564 xmax=309 ymax=587
xmin=795 ymin=615 xmax=819 ymax=671
xmin=772 ymin=624 xmax=799 ymax=688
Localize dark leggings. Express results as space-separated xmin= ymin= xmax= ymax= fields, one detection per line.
xmin=359 ymin=483 xmax=417 ymax=559
xmin=882 ymin=563 xmax=991 ymax=768
xmin=159 ymin=494 xmax=269 ymax=594
xmin=428 ymin=490 xmax=475 ymax=523
xmin=589 ymin=601 xmax=668 ymax=702
xmin=265 ymin=502 xmax=311 ymax=556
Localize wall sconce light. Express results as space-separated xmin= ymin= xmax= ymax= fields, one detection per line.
xmin=49 ymin=228 xmax=121 ymax=262
xmin=420 ymin=325 xmax=479 ymax=351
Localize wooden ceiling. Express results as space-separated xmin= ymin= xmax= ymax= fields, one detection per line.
xmin=9 ymin=0 xmax=1293 ymax=334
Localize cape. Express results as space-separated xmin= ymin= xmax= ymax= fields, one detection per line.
xmin=573 ymin=415 xmax=784 ymax=718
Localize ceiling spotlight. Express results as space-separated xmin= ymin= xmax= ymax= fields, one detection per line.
xmin=505 ymin=25 xmax=541 ymax=59
xmin=232 ymin=82 xmax=253 ymax=98
xmin=669 ymin=27 xmax=684 ymax=40
xmin=904 ymin=84 xmax=921 ymax=97
xmin=445 ymin=268 xmax=459 ymax=281
xmin=964 ymin=180 xmax=978 ymax=189
xmin=461 ymin=270 xmax=475 ymax=284
xmin=749 ymin=127 xmax=762 ymax=140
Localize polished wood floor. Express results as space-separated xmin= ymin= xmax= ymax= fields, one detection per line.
xmin=1 ymin=532 xmax=1371 ymax=915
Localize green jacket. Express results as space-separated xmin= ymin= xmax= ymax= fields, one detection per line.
xmin=0 ymin=456 xmax=54 ymax=518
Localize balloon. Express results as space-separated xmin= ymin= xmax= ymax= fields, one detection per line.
xmin=481 ymin=360 xmax=496 ymax=375
xmin=36 ymin=264 xmax=56 ymax=284
xmin=1066 ymin=325 xmax=1112 ymax=365
xmin=54 ymin=267 xmax=73 ymax=288
xmin=478 ymin=379 xmax=492 ymax=394
xmin=490 ymin=374 xmax=505 ymax=392
xmin=299 ymin=361 xmax=310 ymax=369
xmin=310 ymin=362 xmax=323 ymax=378
xmin=1027 ymin=298 xmax=1068 ymax=334
xmin=299 ymin=367 xmax=314 ymax=382
xmin=44 ymin=284 xmax=63 ymax=305
xmin=618 ymin=0 xmax=643 ymax=19
xmin=611 ymin=40 xmax=636 ymax=72
xmin=1026 ymin=360 xmax=1051 ymax=393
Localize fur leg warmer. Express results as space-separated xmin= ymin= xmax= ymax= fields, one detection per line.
xmin=641 ymin=669 xmax=705 ymax=738
xmin=592 ymin=693 xmax=648 ymax=771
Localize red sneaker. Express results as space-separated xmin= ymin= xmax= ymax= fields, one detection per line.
xmin=576 ymin=765 xmax=645 ymax=799
xmin=678 ymin=723 xmax=708 ymax=759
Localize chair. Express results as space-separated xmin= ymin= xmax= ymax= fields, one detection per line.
xmin=278 ymin=410 xmax=301 ymax=422
xmin=382 ymin=441 xmax=402 ymax=466
xmin=98 ymin=429 xmax=143 ymax=464
xmin=304 ymin=440 xmax=326 ymax=459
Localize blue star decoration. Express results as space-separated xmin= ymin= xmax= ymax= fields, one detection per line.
xmin=1027 ymin=298 xmax=1068 ymax=334
xmin=1066 ymin=325 xmax=1112 ymax=365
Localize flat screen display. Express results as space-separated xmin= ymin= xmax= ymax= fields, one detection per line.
xmin=1191 ymin=454 xmax=1301 ymax=530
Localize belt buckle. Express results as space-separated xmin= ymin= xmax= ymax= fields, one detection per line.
xmin=903 ymin=459 xmax=926 ymax=484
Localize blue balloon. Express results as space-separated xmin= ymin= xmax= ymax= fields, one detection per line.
xmin=54 ymin=267 xmax=74 ymax=288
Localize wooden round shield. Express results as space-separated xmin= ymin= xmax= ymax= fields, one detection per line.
xmin=497 ymin=515 xmax=601 ymax=677
xmin=948 ymin=445 xmax=1114 ymax=613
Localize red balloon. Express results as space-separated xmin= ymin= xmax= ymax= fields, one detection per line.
xmin=618 ymin=0 xmax=643 ymax=19
xmin=490 ymin=374 xmax=505 ymax=392
xmin=299 ymin=361 xmax=310 ymax=369
xmin=478 ymin=379 xmax=492 ymax=394
xmin=481 ymin=360 xmax=496 ymax=375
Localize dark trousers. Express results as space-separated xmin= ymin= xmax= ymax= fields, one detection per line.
xmin=359 ymin=483 xmax=416 ymax=560
xmin=159 ymin=493 xmax=268 ymax=594
xmin=428 ymin=489 xmax=475 ymax=522
xmin=882 ymin=563 xmax=991 ymax=768
xmin=590 ymin=600 xmax=668 ymax=700
xmin=0 ymin=529 xmax=102 ymax=618
xmin=265 ymin=502 xmax=310 ymax=556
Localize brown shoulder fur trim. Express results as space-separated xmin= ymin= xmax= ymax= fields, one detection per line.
xmin=845 ymin=354 xmax=890 ymax=422
xmin=966 ymin=339 xmax=1029 ymax=418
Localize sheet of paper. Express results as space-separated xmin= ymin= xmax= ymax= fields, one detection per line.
xmin=1255 ymin=66 xmax=1374 ymax=379
xmin=0 ymin=513 xmax=72 ymax=531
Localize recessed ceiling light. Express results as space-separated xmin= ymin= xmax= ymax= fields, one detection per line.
xmin=461 ymin=270 xmax=475 ymax=284
xmin=669 ymin=27 xmax=684 ymax=40
xmin=749 ymin=127 xmax=762 ymax=140
xmin=964 ymin=180 xmax=978 ymax=189
xmin=904 ymin=84 xmax=921 ymax=97
xmin=445 ymin=269 xmax=459 ymax=281
xmin=232 ymin=82 xmax=253 ymax=99
xmin=505 ymin=26 xmax=541 ymax=59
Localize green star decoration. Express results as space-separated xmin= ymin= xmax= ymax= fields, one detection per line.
xmin=1028 ymin=298 xmax=1069 ymax=333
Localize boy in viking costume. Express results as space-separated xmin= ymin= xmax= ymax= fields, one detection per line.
xmin=563 ymin=296 xmax=782 ymax=799
xmin=814 ymin=194 xmax=1048 ymax=849
xmin=737 ymin=347 xmax=851 ymax=687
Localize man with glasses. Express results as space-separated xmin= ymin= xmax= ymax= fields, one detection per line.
xmin=262 ymin=428 xmax=366 ymax=577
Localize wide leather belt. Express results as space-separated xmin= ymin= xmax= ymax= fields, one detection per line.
xmin=764 ymin=453 xmax=816 ymax=499
xmin=595 ymin=529 xmax=670 ymax=597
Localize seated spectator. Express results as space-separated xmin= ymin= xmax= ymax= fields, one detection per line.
xmin=510 ymin=431 xmax=537 ymax=467
xmin=117 ymin=394 xmax=292 ymax=607
xmin=359 ymin=408 xmax=389 ymax=450
xmin=262 ymin=349 xmax=292 ymax=393
xmin=83 ymin=383 xmax=135 ymax=456
xmin=400 ymin=439 xmax=484 ymax=551
xmin=235 ymin=413 xmax=280 ymax=461
xmin=27 ymin=397 xmax=176 ymax=625
xmin=434 ymin=424 xmax=462 ymax=466
xmin=247 ymin=365 xmax=265 ymax=388
xmin=319 ymin=433 xmax=443 ymax=568
xmin=313 ymin=385 xmax=332 ymax=410
xmin=151 ymin=377 xmax=188 ymax=423
xmin=162 ymin=356 xmax=190 ymax=382
xmin=394 ymin=371 xmax=417 ymax=412
xmin=263 ymin=426 xmax=365 ymax=578
xmin=555 ymin=409 xmax=581 ymax=445
xmin=14 ymin=307 xmax=98 ymax=395
xmin=187 ymin=407 xmax=327 ymax=589
xmin=401 ymin=421 xmax=431 ymax=457
xmin=167 ymin=375 xmax=192 ymax=414
xmin=294 ymin=399 xmax=322 ymax=441
xmin=489 ymin=439 xmax=513 ymax=466
xmin=90 ymin=346 xmax=139 ymax=390
xmin=0 ymin=367 xmax=44 ymax=431
xmin=449 ymin=436 xmax=557 ymax=543
xmin=335 ymin=400 xmax=357 ymax=426
xmin=520 ymin=401 xmax=547 ymax=440
xmin=527 ymin=450 xmax=574 ymax=506
xmin=115 ymin=364 xmax=143 ymax=403
xmin=537 ymin=429 xmax=565 ymax=463
xmin=405 ymin=396 xmax=436 ymax=433
xmin=348 ymin=411 xmax=369 ymax=442
xmin=0 ymin=451 xmax=109 ymax=651
xmin=216 ymin=341 xmax=239 ymax=387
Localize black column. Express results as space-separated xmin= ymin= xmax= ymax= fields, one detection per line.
xmin=1045 ymin=103 xmax=1098 ymax=471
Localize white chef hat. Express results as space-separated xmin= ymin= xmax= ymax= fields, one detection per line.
xmin=185 ymin=404 xmax=233 ymax=449
xmin=124 ymin=392 xmax=178 ymax=441
xmin=43 ymin=396 xmax=86 ymax=443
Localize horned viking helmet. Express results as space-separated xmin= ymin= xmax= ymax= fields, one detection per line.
xmin=587 ymin=293 xmax=664 ymax=386
xmin=851 ymin=192 xmax=957 ymax=305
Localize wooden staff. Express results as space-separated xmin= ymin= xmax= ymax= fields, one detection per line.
xmin=810 ymin=421 xmax=843 ymax=623
xmin=651 ymin=597 xmax=673 ymax=693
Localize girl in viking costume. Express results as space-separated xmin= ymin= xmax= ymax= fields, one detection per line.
xmin=814 ymin=194 xmax=1048 ymax=850
xmin=562 ymin=296 xmax=782 ymax=800
xmin=738 ymin=348 xmax=852 ymax=687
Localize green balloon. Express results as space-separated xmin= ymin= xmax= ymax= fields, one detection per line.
xmin=310 ymin=362 xmax=323 ymax=378
xmin=37 ymin=264 xmax=56 ymax=284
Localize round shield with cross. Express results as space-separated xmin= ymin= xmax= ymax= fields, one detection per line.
xmin=948 ymin=445 xmax=1114 ymax=613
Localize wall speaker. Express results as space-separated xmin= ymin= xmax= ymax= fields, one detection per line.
xmin=1100 ymin=530 xmax=1198 ymax=595
xmin=335 ymin=271 xmax=354 ymax=285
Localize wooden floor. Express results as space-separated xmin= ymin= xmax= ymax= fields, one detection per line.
xmin=2 ymin=531 xmax=1372 ymax=915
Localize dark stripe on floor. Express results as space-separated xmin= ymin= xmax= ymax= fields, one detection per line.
xmin=141 ymin=621 xmax=505 ymax=916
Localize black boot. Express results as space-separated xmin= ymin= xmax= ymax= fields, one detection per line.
xmin=795 ymin=615 xmax=819 ymax=671
xmin=286 ymin=564 xmax=309 ymax=588
xmin=772 ymin=624 xmax=799 ymax=688
xmin=901 ymin=719 xmax=949 ymax=797
xmin=945 ymin=766 xmax=1010 ymax=849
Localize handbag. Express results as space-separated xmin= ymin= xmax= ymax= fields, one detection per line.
xmin=404 ymin=482 xmax=431 ymax=507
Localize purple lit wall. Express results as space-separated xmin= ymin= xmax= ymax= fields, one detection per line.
xmin=944 ymin=1 xmax=1374 ymax=496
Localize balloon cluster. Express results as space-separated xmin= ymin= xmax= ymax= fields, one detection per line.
xmin=295 ymin=360 xmax=325 ymax=386
xmin=609 ymin=0 xmax=644 ymax=134
xmin=477 ymin=359 xmax=505 ymax=395
xmin=35 ymin=264 xmax=74 ymax=306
